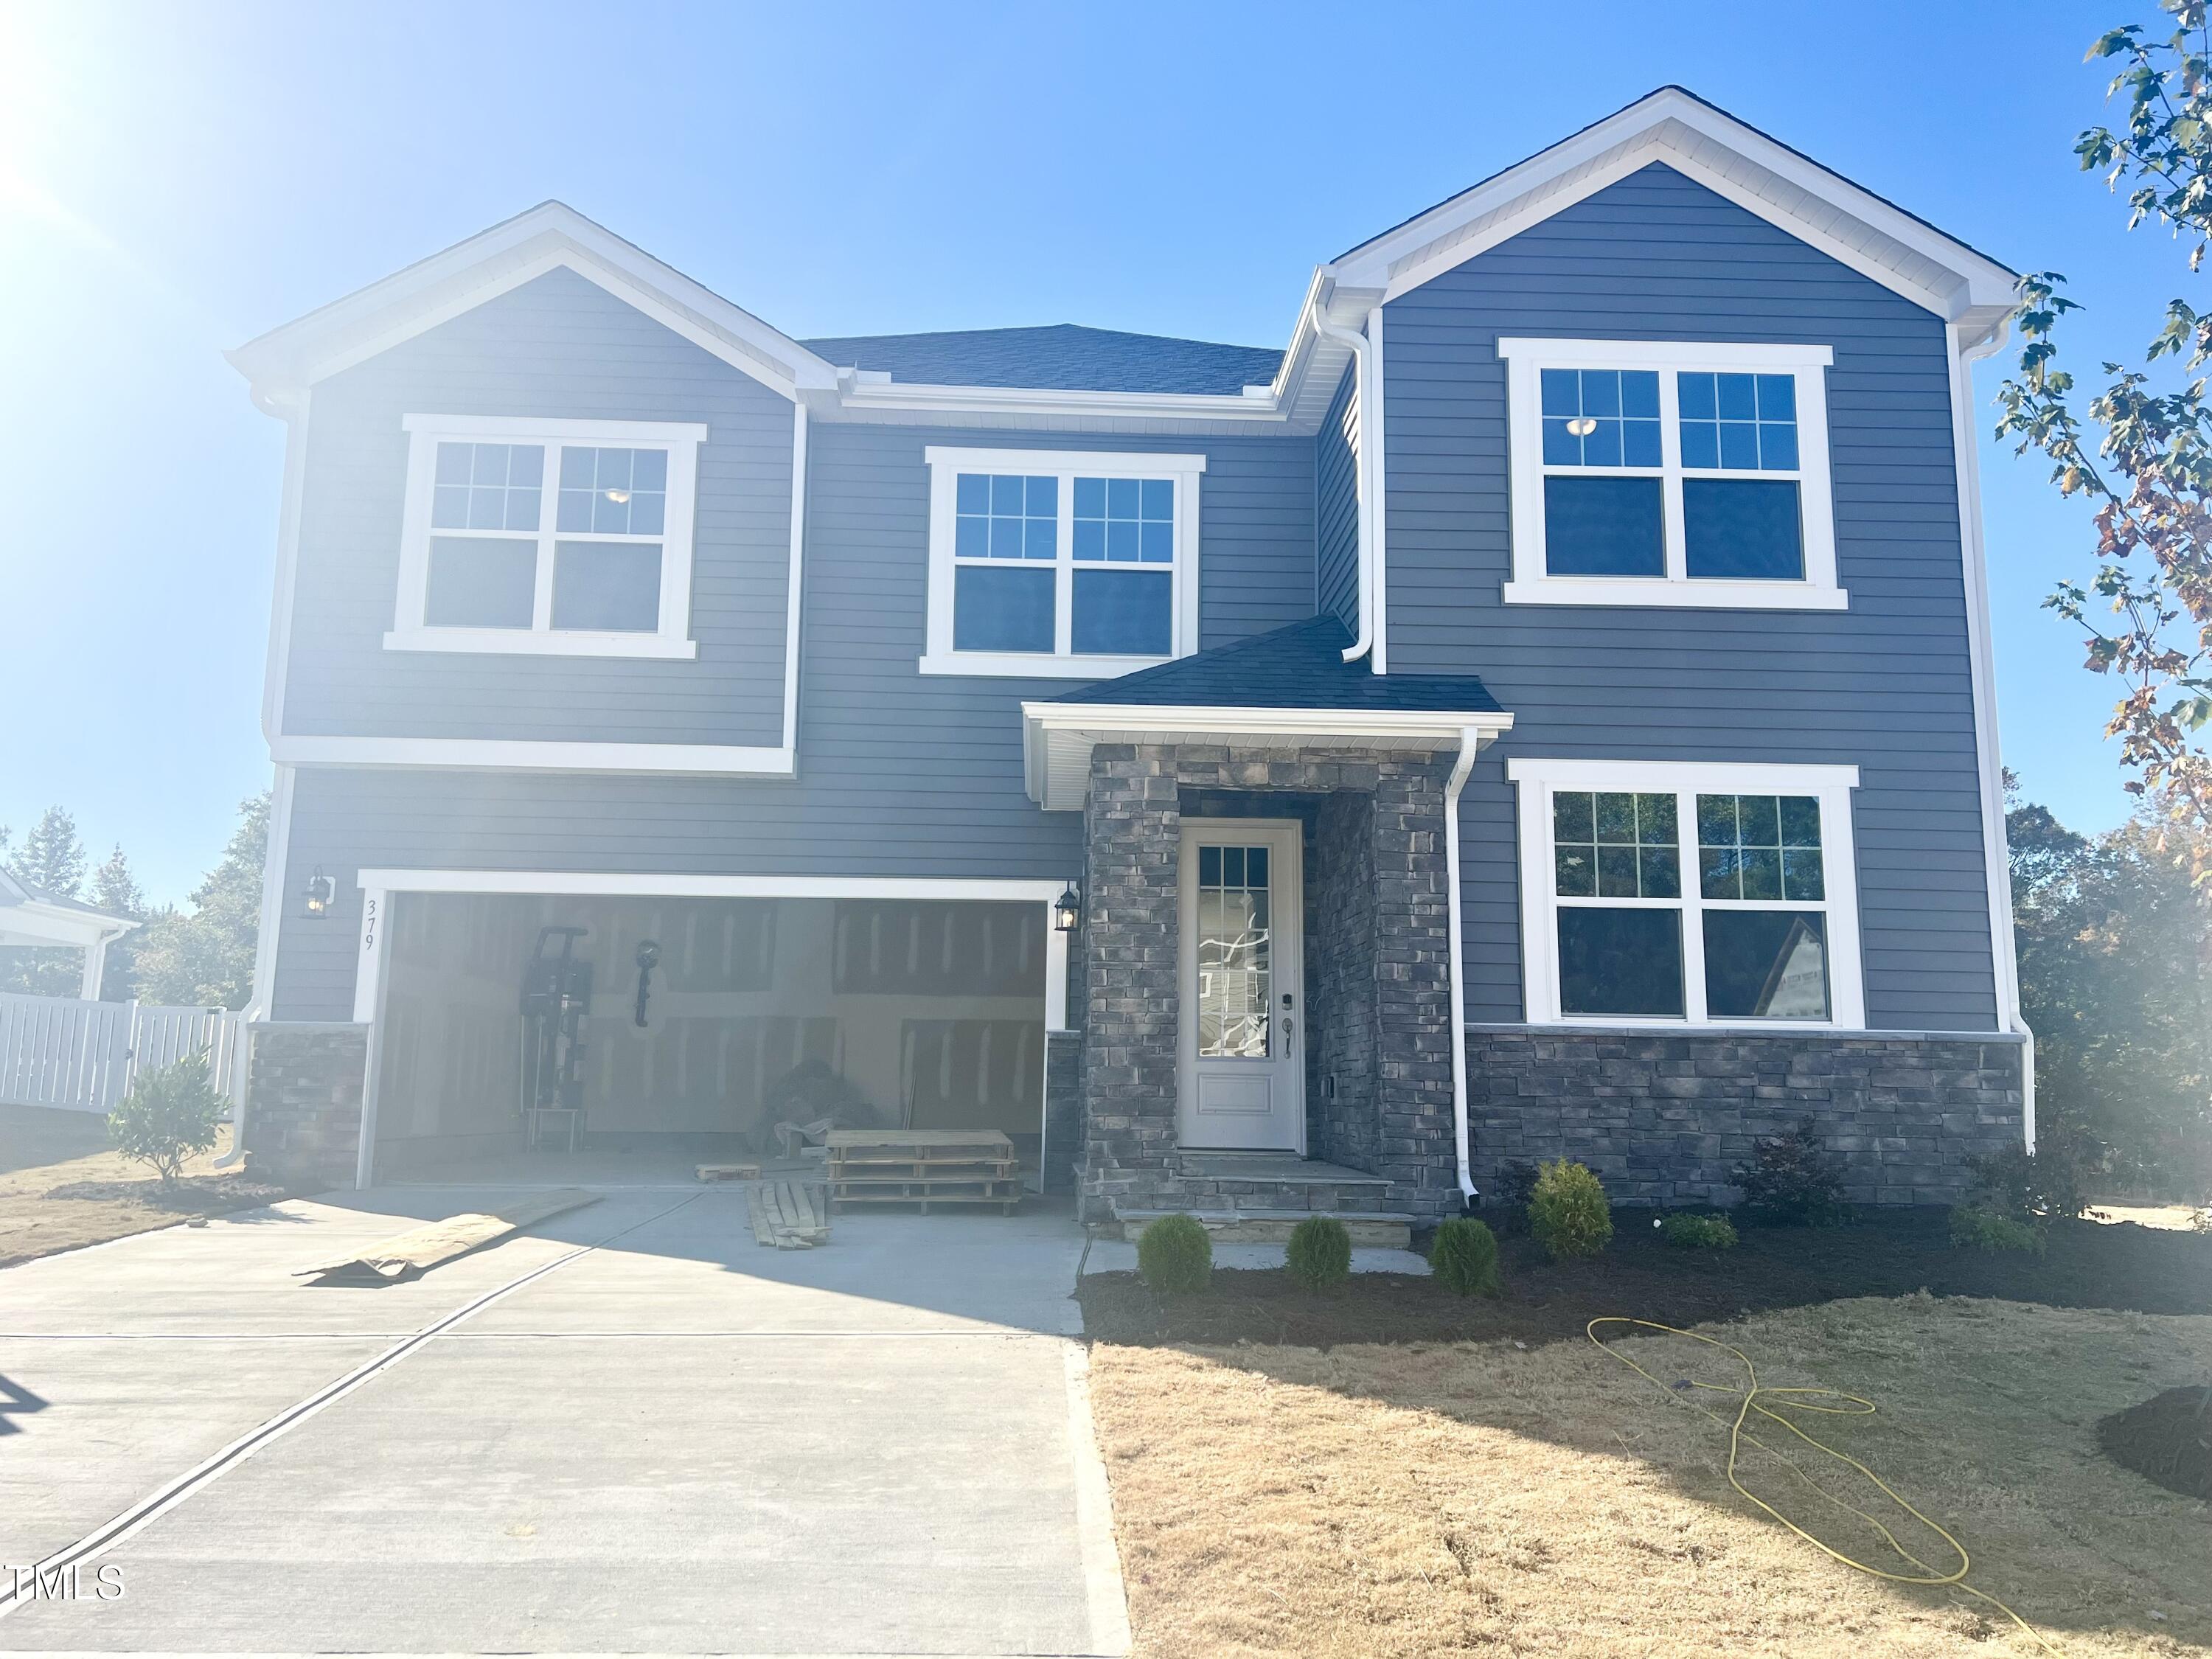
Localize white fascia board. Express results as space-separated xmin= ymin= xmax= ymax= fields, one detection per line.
xmin=835 ymin=380 xmax=1292 ymax=428
xmin=1333 ymin=90 xmax=2016 ymax=325
xmin=1021 ymin=700 xmax=1514 ymax=809
xmin=1505 ymin=757 xmax=1858 ymax=791
xmin=272 ymin=735 xmax=796 ymax=777
xmin=0 ymin=901 xmax=140 ymax=948
xmin=227 ymin=202 xmax=840 ymax=403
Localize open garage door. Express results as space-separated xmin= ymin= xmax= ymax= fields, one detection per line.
xmin=368 ymin=892 xmax=1050 ymax=1184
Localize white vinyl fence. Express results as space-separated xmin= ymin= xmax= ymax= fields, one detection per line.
xmin=0 ymin=992 xmax=248 ymax=1116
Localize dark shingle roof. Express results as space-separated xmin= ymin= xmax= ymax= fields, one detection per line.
xmin=1051 ymin=616 xmax=1502 ymax=713
xmin=799 ymin=323 xmax=1282 ymax=395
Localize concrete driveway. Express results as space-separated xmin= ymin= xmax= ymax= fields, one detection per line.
xmin=0 ymin=1186 xmax=1128 ymax=1656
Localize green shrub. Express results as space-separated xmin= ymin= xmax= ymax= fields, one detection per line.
xmin=1657 ymin=1211 xmax=1739 ymax=1251
xmin=1136 ymin=1213 xmax=1213 ymax=1294
xmin=107 ymin=1051 xmax=226 ymax=1186
xmin=1949 ymin=1203 xmax=2047 ymax=1255
xmin=1284 ymin=1216 xmax=1352 ymax=1291
xmin=1731 ymin=1119 xmax=1851 ymax=1225
xmin=1965 ymin=1138 xmax=2093 ymax=1222
xmin=1528 ymin=1159 xmax=1613 ymax=1260
xmin=1428 ymin=1217 xmax=1501 ymax=1295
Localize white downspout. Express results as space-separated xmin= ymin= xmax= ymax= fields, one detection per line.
xmin=1309 ymin=310 xmax=1376 ymax=664
xmin=1444 ymin=726 xmax=1482 ymax=1205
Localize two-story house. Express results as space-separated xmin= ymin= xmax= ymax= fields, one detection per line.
xmin=227 ymin=88 xmax=2031 ymax=1234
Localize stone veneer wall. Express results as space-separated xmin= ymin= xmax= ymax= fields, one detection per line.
xmin=1465 ymin=1029 xmax=2027 ymax=1206
xmin=1309 ymin=790 xmax=1379 ymax=1170
xmin=245 ymin=1021 xmax=369 ymax=1192
xmin=1079 ymin=742 xmax=1464 ymax=1220
xmin=1043 ymin=1032 xmax=1082 ymax=1192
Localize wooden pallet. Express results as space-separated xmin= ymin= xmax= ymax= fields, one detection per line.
xmin=747 ymin=1178 xmax=831 ymax=1249
xmin=696 ymin=1161 xmax=762 ymax=1183
xmin=824 ymin=1129 xmax=1021 ymax=1216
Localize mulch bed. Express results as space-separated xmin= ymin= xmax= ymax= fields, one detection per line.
xmin=1078 ymin=1208 xmax=2212 ymax=1349
xmin=2098 ymin=1384 xmax=2212 ymax=1500
xmin=43 ymin=1175 xmax=292 ymax=1211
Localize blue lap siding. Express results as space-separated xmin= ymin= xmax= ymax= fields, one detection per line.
xmin=1380 ymin=163 xmax=2000 ymax=1031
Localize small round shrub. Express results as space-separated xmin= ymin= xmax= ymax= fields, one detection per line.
xmin=1528 ymin=1159 xmax=1613 ymax=1261
xmin=1948 ymin=1203 xmax=2046 ymax=1256
xmin=1136 ymin=1213 xmax=1213 ymax=1293
xmin=1428 ymin=1217 xmax=1501 ymax=1295
xmin=1657 ymin=1211 xmax=1739 ymax=1251
xmin=1731 ymin=1119 xmax=1851 ymax=1225
xmin=1284 ymin=1215 xmax=1352 ymax=1291
xmin=108 ymin=1051 xmax=226 ymax=1187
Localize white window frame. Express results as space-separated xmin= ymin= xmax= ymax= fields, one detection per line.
xmin=1496 ymin=339 xmax=1843 ymax=611
xmin=920 ymin=445 xmax=1204 ymax=678
xmin=1508 ymin=758 xmax=1865 ymax=1030
xmin=387 ymin=414 xmax=708 ymax=658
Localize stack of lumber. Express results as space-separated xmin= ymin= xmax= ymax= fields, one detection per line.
xmin=747 ymin=1178 xmax=830 ymax=1249
xmin=825 ymin=1129 xmax=1021 ymax=1215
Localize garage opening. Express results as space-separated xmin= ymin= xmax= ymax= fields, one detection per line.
xmin=369 ymin=893 xmax=1050 ymax=1184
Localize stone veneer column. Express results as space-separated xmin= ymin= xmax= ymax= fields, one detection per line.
xmin=1079 ymin=744 xmax=1183 ymax=1216
xmin=243 ymin=1021 xmax=369 ymax=1192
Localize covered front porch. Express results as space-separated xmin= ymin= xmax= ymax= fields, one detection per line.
xmin=1022 ymin=616 xmax=1512 ymax=1238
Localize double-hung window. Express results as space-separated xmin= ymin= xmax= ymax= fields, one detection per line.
xmin=1497 ymin=340 xmax=1843 ymax=610
xmin=389 ymin=415 xmax=706 ymax=658
xmin=921 ymin=447 xmax=1203 ymax=676
xmin=1509 ymin=759 xmax=1865 ymax=1029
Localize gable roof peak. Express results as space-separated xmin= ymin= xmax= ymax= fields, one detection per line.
xmin=1326 ymin=85 xmax=2015 ymax=333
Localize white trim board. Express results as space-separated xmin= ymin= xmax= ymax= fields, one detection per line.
xmin=1020 ymin=700 xmax=1514 ymax=810
xmin=272 ymin=736 xmax=794 ymax=776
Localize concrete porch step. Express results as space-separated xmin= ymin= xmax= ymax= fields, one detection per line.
xmin=1173 ymin=1154 xmax=1393 ymax=1187
xmin=1111 ymin=1207 xmax=1413 ymax=1248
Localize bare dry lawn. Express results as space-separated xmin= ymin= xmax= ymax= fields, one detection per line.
xmin=1091 ymin=1296 xmax=2212 ymax=1658
xmin=0 ymin=1102 xmax=282 ymax=1267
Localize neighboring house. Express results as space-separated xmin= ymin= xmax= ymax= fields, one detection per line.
xmin=0 ymin=869 xmax=136 ymax=999
xmin=227 ymin=87 xmax=2030 ymax=1225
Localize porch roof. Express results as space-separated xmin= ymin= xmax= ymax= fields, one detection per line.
xmin=1020 ymin=617 xmax=1511 ymax=810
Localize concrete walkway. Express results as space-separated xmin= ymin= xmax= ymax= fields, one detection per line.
xmin=0 ymin=1187 xmax=1128 ymax=1656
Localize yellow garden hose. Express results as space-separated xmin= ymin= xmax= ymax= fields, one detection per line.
xmin=1587 ymin=1317 xmax=2065 ymax=1656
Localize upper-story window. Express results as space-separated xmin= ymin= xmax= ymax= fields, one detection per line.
xmin=921 ymin=446 xmax=1203 ymax=677
xmin=389 ymin=415 xmax=707 ymax=658
xmin=1497 ymin=340 xmax=1843 ymax=611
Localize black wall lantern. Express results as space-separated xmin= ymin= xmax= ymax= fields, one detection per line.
xmin=1053 ymin=883 xmax=1082 ymax=933
xmin=302 ymin=869 xmax=335 ymax=918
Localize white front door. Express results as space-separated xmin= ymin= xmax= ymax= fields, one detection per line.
xmin=1177 ymin=818 xmax=1304 ymax=1152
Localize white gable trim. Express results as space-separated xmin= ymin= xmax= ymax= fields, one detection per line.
xmin=1329 ymin=90 xmax=2015 ymax=333
xmin=228 ymin=203 xmax=840 ymax=405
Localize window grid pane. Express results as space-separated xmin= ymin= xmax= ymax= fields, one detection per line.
xmin=431 ymin=442 xmax=543 ymax=533
xmin=1540 ymin=369 xmax=1661 ymax=469
xmin=557 ymin=446 xmax=667 ymax=536
xmin=1697 ymin=794 xmax=1825 ymax=902
xmin=1074 ymin=476 xmax=1174 ymax=564
xmin=1678 ymin=372 xmax=1799 ymax=473
xmin=955 ymin=473 xmax=1058 ymax=562
xmin=1553 ymin=790 xmax=1679 ymax=899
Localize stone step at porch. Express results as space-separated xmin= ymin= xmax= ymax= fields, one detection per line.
xmin=1111 ymin=1208 xmax=1413 ymax=1248
xmin=1169 ymin=1152 xmax=1399 ymax=1213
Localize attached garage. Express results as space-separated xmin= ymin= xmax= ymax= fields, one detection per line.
xmin=351 ymin=874 xmax=1068 ymax=1186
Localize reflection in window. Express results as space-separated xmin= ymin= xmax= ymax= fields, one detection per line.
xmin=1195 ymin=844 xmax=1271 ymax=1059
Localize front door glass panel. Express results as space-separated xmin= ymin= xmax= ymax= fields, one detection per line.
xmin=1195 ymin=844 xmax=1271 ymax=1058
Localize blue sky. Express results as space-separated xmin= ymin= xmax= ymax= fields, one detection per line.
xmin=0 ymin=1 xmax=2181 ymax=902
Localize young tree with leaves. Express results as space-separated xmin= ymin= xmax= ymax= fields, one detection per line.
xmin=128 ymin=793 xmax=268 ymax=1009
xmin=1997 ymin=3 xmax=2212 ymax=886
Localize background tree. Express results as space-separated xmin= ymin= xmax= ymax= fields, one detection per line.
xmin=2008 ymin=776 xmax=2211 ymax=1197
xmin=0 ymin=805 xmax=95 ymax=995
xmin=1996 ymin=3 xmax=2212 ymax=884
xmin=128 ymin=793 xmax=268 ymax=1009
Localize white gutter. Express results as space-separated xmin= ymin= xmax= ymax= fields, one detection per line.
xmin=1947 ymin=317 xmax=2036 ymax=1150
xmin=1444 ymin=726 xmax=1483 ymax=1205
xmin=1307 ymin=309 xmax=1377 ymax=664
